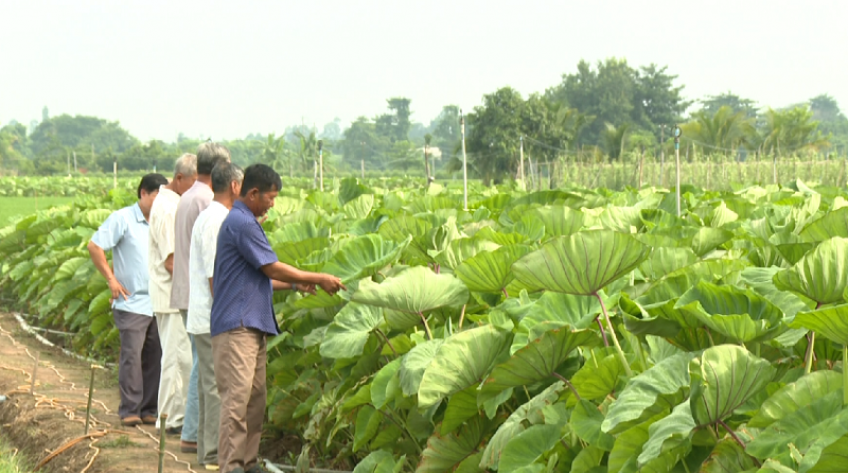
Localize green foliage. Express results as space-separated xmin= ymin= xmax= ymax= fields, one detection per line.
xmin=5 ymin=177 xmax=848 ymax=472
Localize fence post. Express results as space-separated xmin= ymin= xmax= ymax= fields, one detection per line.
xmin=460 ymin=110 xmax=468 ymax=211
xmin=674 ymin=125 xmax=682 ymax=216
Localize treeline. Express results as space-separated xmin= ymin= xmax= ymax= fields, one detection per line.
xmin=2 ymin=57 xmax=847 ymax=183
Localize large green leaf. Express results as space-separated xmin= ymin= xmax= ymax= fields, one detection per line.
xmin=749 ymin=370 xmax=843 ymax=428
xmin=512 ymin=230 xmax=650 ymax=295
xmin=417 ymin=325 xmax=512 ymax=409
xmin=701 ymin=440 xmax=757 ymax=473
xmin=792 ymin=304 xmax=848 ymax=345
xmin=639 ymin=247 xmax=698 ymax=281
xmin=571 ymin=399 xmax=616 ymax=451
xmin=321 ymin=234 xmax=410 ymax=283
xmin=479 ymin=382 xmax=564 ymax=470
xmin=433 ymin=237 xmax=500 ymax=270
xmin=398 ymin=339 xmax=444 ymax=396
xmin=455 ymin=245 xmax=533 ymax=293
xmin=674 ymin=281 xmax=786 ymax=343
xmin=774 ymin=237 xmax=848 ymax=304
xmin=603 ymin=352 xmax=693 ymax=434
xmin=352 ymin=266 xmax=469 ymax=315
xmin=689 ymin=345 xmax=776 ymax=426
xmin=497 ymin=424 xmax=561 ymax=472
xmin=747 ymin=390 xmax=848 ymax=473
xmin=690 ymin=227 xmax=734 ymax=256
xmin=416 ymin=416 xmax=490 ymax=473
xmin=637 ymin=401 xmax=695 ymax=467
xmin=800 ymin=207 xmax=848 ymax=242
xmin=319 ymin=303 xmax=382 ymax=359
xmin=533 ymin=205 xmax=584 ymax=237
xmin=479 ymin=327 xmax=601 ymax=403
xmin=570 ymin=353 xmax=623 ymax=401
xmin=273 ymin=237 xmax=329 ymax=265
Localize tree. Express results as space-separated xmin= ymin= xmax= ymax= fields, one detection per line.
xmin=430 ymin=105 xmax=461 ymax=156
xmin=375 ymin=98 xmax=412 ymax=143
xmin=342 ymin=117 xmax=384 ymax=169
xmin=681 ymin=106 xmax=754 ymax=156
xmin=601 ymin=123 xmax=630 ymax=161
xmin=762 ymin=107 xmax=829 ymax=156
xmin=466 ymin=87 xmax=525 ymax=184
xmin=632 ymin=64 xmax=690 ymax=137
xmin=320 ymin=118 xmax=343 ymax=141
xmin=700 ymin=92 xmax=758 ymax=118
xmin=810 ymin=94 xmax=848 ymax=151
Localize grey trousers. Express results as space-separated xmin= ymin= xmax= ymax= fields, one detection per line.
xmin=195 ymin=332 xmax=220 ymax=465
xmin=113 ymin=309 xmax=161 ymax=419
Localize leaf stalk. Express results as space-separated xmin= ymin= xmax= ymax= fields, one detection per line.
xmin=595 ymin=292 xmax=633 ymax=377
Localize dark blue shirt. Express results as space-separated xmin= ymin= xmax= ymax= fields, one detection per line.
xmin=210 ymin=200 xmax=280 ymax=337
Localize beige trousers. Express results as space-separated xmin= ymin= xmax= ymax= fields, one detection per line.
xmin=195 ymin=332 xmax=220 ymax=465
xmin=155 ymin=312 xmax=192 ymax=430
xmin=212 ymin=327 xmax=267 ymax=473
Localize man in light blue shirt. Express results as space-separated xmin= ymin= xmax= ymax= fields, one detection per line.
xmin=88 ymin=173 xmax=168 ymax=427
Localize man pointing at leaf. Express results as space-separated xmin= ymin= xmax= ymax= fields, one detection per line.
xmin=210 ymin=164 xmax=346 ymax=473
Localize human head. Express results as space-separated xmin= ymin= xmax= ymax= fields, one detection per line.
xmin=172 ymin=153 xmax=198 ymax=195
xmin=239 ymin=164 xmax=282 ymax=217
xmin=137 ymin=173 xmax=168 ymax=214
xmin=211 ymin=161 xmax=244 ymax=197
xmin=196 ymin=142 xmax=231 ymax=176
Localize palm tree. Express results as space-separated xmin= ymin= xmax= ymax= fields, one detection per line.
xmin=681 ymin=106 xmax=754 ymax=156
xmin=601 ymin=123 xmax=630 ymax=161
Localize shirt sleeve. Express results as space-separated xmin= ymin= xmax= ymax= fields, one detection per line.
xmin=237 ymin=219 xmax=278 ymax=270
xmin=157 ymin=207 xmax=177 ymax=257
xmin=202 ymin=215 xmax=223 ymax=278
xmin=90 ymin=210 xmax=126 ymax=252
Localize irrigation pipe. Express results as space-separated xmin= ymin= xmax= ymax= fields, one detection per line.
xmin=11 ymin=312 xmax=116 ymax=368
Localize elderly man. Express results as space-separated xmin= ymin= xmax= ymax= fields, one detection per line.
xmin=187 ymin=161 xmax=243 ymax=469
xmin=171 ymin=142 xmax=230 ymax=452
xmin=149 ymin=153 xmax=197 ymax=435
xmin=88 ymin=173 xmax=168 ymax=427
xmin=211 ymin=164 xmax=345 ymax=473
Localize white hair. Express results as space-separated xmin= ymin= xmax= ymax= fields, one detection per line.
xmin=174 ymin=153 xmax=197 ymax=177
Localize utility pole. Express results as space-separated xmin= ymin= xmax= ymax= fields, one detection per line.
xmin=73 ymin=151 xmax=77 ymax=173
xmin=318 ymin=139 xmax=324 ymax=192
xmin=460 ymin=110 xmax=468 ymax=211
xmin=519 ymin=136 xmax=525 ymax=182
xmin=674 ymin=125 xmax=681 ymax=216
xmin=660 ymin=125 xmax=665 ymax=186
xmin=424 ymin=142 xmax=431 ymax=187
xmin=66 ymin=151 xmax=71 ymax=176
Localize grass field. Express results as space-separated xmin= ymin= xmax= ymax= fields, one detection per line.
xmin=0 ymin=436 xmax=31 ymax=473
xmin=0 ymin=197 xmax=75 ymax=226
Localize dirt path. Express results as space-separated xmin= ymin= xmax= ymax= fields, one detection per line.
xmin=0 ymin=311 xmax=202 ymax=473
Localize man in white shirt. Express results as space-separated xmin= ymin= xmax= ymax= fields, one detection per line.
xmin=187 ymin=161 xmax=243 ymax=469
xmin=171 ymin=142 xmax=230 ymax=453
xmin=148 ymin=153 xmax=197 ymax=434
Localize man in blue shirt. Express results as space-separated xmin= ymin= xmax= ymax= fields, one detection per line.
xmin=88 ymin=173 xmax=168 ymax=427
xmin=210 ymin=164 xmax=345 ymax=473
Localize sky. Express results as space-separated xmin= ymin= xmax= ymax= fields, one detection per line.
xmin=2 ymin=0 xmax=846 ymax=142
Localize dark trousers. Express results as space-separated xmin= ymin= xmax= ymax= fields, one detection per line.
xmin=113 ymin=309 xmax=162 ymax=419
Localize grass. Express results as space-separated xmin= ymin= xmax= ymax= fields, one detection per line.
xmin=99 ymin=435 xmax=141 ymax=449
xmin=0 ymin=436 xmax=32 ymax=473
xmin=0 ymin=197 xmax=75 ymax=226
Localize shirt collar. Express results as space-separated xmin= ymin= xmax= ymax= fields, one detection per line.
xmin=233 ymin=200 xmax=251 ymax=214
xmin=131 ymin=203 xmax=146 ymax=222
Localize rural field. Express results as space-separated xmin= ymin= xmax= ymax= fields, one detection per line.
xmin=3 ymin=172 xmax=848 ymax=472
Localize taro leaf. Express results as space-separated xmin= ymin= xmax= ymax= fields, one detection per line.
xmin=54 ymin=257 xmax=88 ymax=282
xmin=603 ymin=352 xmax=693 ymax=435
xmin=776 ymin=242 xmax=817 ymax=265
xmin=353 ymin=406 xmax=382 ymax=452
xmin=674 ymin=281 xmax=786 ymax=343
xmin=749 ymin=370 xmax=842 ymax=428
xmin=691 ymin=227 xmax=734 ymax=256
xmin=637 ymin=401 xmax=696 ymax=467
xmin=352 ymin=266 xmax=469 ymax=315
xmin=497 ymin=424 xmax=561 ymax=472
xmin=379 ymin=214 xmax=432 ymax=243
xmin=593 ymin=206 xmax=643 ymax=233
xmin=455 ymin=245 xmax=533 ymax=293
xmin=571 ymin=353 xmax=623 ymax=401
xmin=321 ymin=234 xmax=410 ymax=283
xmin=441 ymin=386 xmax=478 ymax=436
xmin=434 ymin=237 xmax=500 ymax=270
xmin=342 ymin=194 xmax=375 ymax=220
xmin=512 ymin=214 xmax=546 ymax=242
xmin=274 ymin=220 xmax=328 ymax=243
xmin=274 ymin=237 xmax=330 ymax=265
xmin=808 ymin=435 xmax=848 ymax=473
xmin=371 ymin=358 xmax=401 ymax=409
xmin=800 ymin=207 xmax=848 ymax=242
xmin=352 ymin=450 xmax=405 ymax=473
xmin=511 ymin=291 xmax=601 ymax=335
xmin=533 ymin=205 xmax=585 ymax=237
xmin=571 ymin=446 xmax=605 ymax=472
xmin=773 ymin=237 xmax=848 ymax=305
xmin=512 ymin=230 xmax=650 ymax=295
xmin=417 ymin=415 xmax=491 ymax=473
xmin=417 ymin=325 xmax=512 ymax=409
xmin=639 ymin=247 xmax=698 ymax=281
xmin=689 ymin=345 xmax=776 ymax=426
xmin=399 ymin=339 xmax=444 ymax=396
xmin=709 ymin=201 xmax=739 ymax=228
xmin=571 ymin=400 xmax=615 ymax=451
xmin=479 ymin=382 xmax=564 ymax=470
xmin=701 ymin=439 xmax=756 ymax=473
xmin=320 ymin=303 xmax=382 ymax=359
xmin=791 ymin=304 xmax=848 ymax=345
xmin=479 ymin=327 xmax=601 ymax=404
xmin=746 ymin=390 xmax=848 ymax=473
xmin=608 ymin=415 xmax=663 ymax=473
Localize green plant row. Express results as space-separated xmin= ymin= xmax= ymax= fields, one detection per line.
xmin=3 ymin=176 xmax=848 ymax=472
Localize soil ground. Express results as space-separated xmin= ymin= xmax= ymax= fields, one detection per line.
xmin=0 ymin=311 xmax=211 ymax=473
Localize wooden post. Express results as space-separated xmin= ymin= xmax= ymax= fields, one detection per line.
xmin=73 ymin=151 xmax=77 ymax=173
xmin=660 ymin=125 xmax=665 ymax=187
xmin=674 ymin=126 xmax=681 ymax=216
xmin=519 ymin=136 xmax=525 ymax=182
xmin=66 ymin=151 xmax=71 ymax=176
xmin=84 ymin=365 xmax=97 ymax=435
xmin=638 ymin=144 xmax=645 ymax=188
xmin=318 ymin=140 xmax=324 ymax=192
xmin=424 ymin=142 xmax=431 ymax=187
xmin=158 ymin=414 xmax=168 ymax=473
xmin=360 ymin=159 xmax=365 ymax=180
xmin=30 ymin=352 xmax=40 ymax=394
xmin=460 ymin=110 xmax=468 ymax=210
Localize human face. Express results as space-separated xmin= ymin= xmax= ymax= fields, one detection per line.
xmin=244 ymin=186 xmax=278 ymax=217
xmin=138 ymin=189 xmax=160 ymax=218
xmin=174 ymin=173 xmax=198 ymax=195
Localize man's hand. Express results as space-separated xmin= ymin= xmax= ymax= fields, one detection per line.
xmin=318 ymin=275 xmax=346 ymax=295
xmin=297 ymin=283 xmax=317 ymax=295
xmin=108 ymin=277 xmax=130 ymax=301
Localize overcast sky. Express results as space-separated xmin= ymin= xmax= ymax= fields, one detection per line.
xmin=2 ymin=0 xmax=845 ymax=142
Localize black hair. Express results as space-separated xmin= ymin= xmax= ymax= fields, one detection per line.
xmin=211 ymin=162 xmax=244 ymax=193
xmin=137 ymin=173 xmax=168 ymax=198
xmin=196 ymin=142 xmax=231 ymax=175
xmin=240 ymin=164 xmax=282 ymax=197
